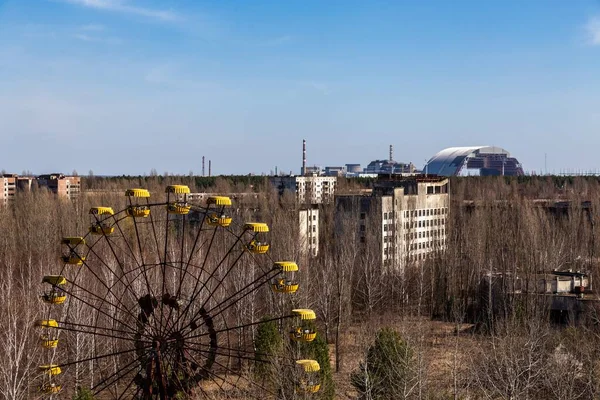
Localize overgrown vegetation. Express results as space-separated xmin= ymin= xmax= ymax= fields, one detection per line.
xmin=351 ymin=328 xmax=415 ymax=400
xmin=3 ymin=175 xmax=600 ymax=399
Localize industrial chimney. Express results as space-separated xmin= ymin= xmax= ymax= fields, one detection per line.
xmin=208 ymin=160 xmax=212 ymax=177
xmin=202 ymin=156 xmax=205 ymax=177
xmin=389 ymin=144 xmax=393 ymax=162
xmin=302 ymin=139 xmax=307 ymax=176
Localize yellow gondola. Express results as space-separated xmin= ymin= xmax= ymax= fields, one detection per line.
xmin=89 ymin=207 xmax=115 ymax=235
xmin=125 ymin=188 xmax=150 ymax=198
xmin=42 ymin=292 xmax=67 ymax=305
xmin=272 ymin=261 xmax=299 ymax=293
xmin=166 ymin=185 xmax=191 ymax=194
xmin=244 ymin=222 xmax=269 ymax=233
xmin=166 ymin=185 xmax=191 ymax=215
xmin=61 ymin=237 xmax=85 ymax=265
xmin=42 ymin=275 xmax=66 ymax=286
xmin=40 ymin=365 xmax=62 ymax=376
xmin=61 ymin=237 xmax=85 ymax=246
xmin=126 ymin=205 xmax=151 ymax=218
xmin=245 ymin=222 xmax=270 ymax=253
xmin=40 ymin=337 xmax=59 ymax=349
xmin=206 ymin=213 xmax=233 ymax=227
xmin=206 ymin=196 xmax=233 ymax=227
xmin=246 ymin=240 xmax=270 ymax=254
xmin=42 ymin=275 xmax=67 ymax=305
xmin=207 ymin=196 xmax=232 ymax=206
xmin=296 ymin=359 xmax=321 ymax=393
xmin=37 ymin=319 xmax=59 ymax=348
xmin=61 ymin=253 xmax=85 ymax=265
xmin=290 ymin=309 xmax=317 ymax=342
xmin=36 ymin=319 xmax=58 ymax=328
xmin=167 ymin=203 xmax=191 ymax=215
xmin=126 ymin=189 xmax=151 ymax=217
xmin=40 ymin=383 xmax=62 ymax=394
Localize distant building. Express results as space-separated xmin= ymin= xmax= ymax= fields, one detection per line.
xmin=17 ymin=176 xmax=35 ymax=192
xmin=271 ymin=175 xmax=337 ymax=205
xmin=324 ymin=166 xmax=345 ymax=177
xmin=335 ymin=176 xmax=450 ymax=271
xmin=0 ymin=174 xmax=17 ymax=205
xmin=345 ymin=164 xmax=362 ymax=174
xmin=299 ymin=207 xmax=319 ymax=257
xmin=425 ymin=146 xmax=524 ymax=176
xmin=364 ymin=159 xmax=417 ymax=175
xmin=37 ymin=173 xmax=81 ymax=199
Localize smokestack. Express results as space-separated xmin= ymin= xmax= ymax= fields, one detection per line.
xmin=302 ymin=139 xmax=306 ymax=176
xmin=208 ymin=160 xmax=212 ymax=177
xmin=202 ymin=156 xmax=205 ymax=177
xmin=389 ymin=144 xmax=393 ymax=162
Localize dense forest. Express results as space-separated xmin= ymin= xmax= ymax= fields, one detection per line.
xmin=2 ymin=175 xmax=600 ymax=399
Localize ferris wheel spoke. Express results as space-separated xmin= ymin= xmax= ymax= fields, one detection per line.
xmin=58 ymin=344 xmax=149 ymax=368
xmin=182 ymin=343 xmax=271 ymax=365
xmin=181 ymin=347 xmax=249 ymax=397
xmin=58 ymin=282 xmax=139 ymax=335
xmin=56 ymin=319 xmax=141 ymax=339
xmin=116 ymin=367 xmax=141 ymax=400
xmin=66 ymin=277 xmax=141 ymax=333
xmin=173 ymin=248 xmax=247 ymax=336
xmin=93 ymin=355 xmax=143 ymax=395
xmin=205 ymin=268 xmax=279 ymax=318
xmin=71 ymin=245 xmax=142 ymax=318
xmin=127 ymin=197 xmax=155 ymax=296
xmin=187 ymin=349 xmax=278 ymax=398
xmin=184 ymin=341 xmax=295 ymax=363
xmin=167 ymin=228 xmax=243 ymax=338
xmin=52 ymin=322 xmax=141 ymax=343
xmin=183 ymin=314 xmax=294 ymax=342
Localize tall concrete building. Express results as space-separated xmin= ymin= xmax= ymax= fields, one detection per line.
xmin=37 ymin=173 xmax=81 ymax=199
xmin=299 ymin=207 xmax=319 ymax=257
xmin=271 ymin=175 xmax=337 ymax=205
xmin=335 ymin=176 xmax=449 ymax=271
xmin=0 ymin=174 xmax=17 ymax=205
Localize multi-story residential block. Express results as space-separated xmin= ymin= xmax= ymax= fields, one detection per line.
xmin=0 ymin=174 xmax=17 ymax=205
xmin=271 ymin=175 xmax=337 ymax=205
xmin=335 ymin=176 xmax=449 ymax=271
xmin=299 ymin=207 xmax=319 ymax=257
xmin=37 ymin=173 xmax=81 ymax=199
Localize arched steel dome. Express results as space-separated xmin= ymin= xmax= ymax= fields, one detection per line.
xmin=425 ymin=146 xmax=523 ymax=176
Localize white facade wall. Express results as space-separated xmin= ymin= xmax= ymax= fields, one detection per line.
xmin=271 ymin=176 xmax=337 ymax=205
xmin=336 ymin=178 xmax=450 ymax=272
xmin=299 ymin=208 xmax=319 ymax=257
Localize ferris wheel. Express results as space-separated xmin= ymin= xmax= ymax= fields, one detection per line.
xmin=36 ymin=185 xmax=321 ymax=399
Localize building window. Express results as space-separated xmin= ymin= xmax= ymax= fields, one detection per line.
xmin=418 ymin=210 xmax=422 ymax=217
xmin=360 ymin=213 xmax=366 ymax=219
xmin=384 ymin=212 xmax=388 ymax=219
xmin=360 ymin=225 xmax=365 ymax=232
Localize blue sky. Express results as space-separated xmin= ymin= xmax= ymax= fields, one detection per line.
xmin=1 ymin=0 xmax=599 ymax=175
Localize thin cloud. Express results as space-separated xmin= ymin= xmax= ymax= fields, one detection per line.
xmin=299 ymin=81 xmax=331 ymax=96
xmin=81 ymin=23 xmax=105 ymax=31
xmin=260 ymin=35 xmax=292 ymax=47
xmin=74 ymin=33 xmax=122 ymax=44
xmin=62 ymin=0 xmax=179 ymax=22
xmin=585 ymin=16 xmax=600 ymax=46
